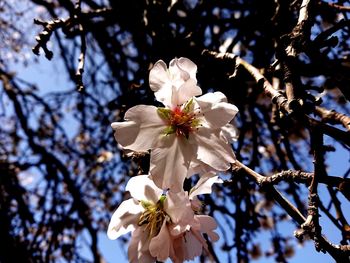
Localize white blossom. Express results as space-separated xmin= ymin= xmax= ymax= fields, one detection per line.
xmin=111 ymin=57 xmax=238 ymax=192
xmin=107 ymin=174 xmax=221 ymax=262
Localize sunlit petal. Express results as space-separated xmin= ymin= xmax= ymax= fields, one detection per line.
xmin=149 ymin=60 xmax=171 ymax=93
xmin=194 ymin=128 xmax=235 ymax=171
xmin=112 ymin=105 xmax=165 ymax=152
xmin=189 ymin=173 xmax=222 ymax=198
xmin=150 ymin=135 xmax=196 ymax=192
xmin=125 ymin=175 xmax=163 ymax=203
xmin=196 ymin=92 xmax=238 ymax=128
xmin=107 ymin=199 xmax=143 ymax=240
xmin=128 ymin=227 xmax=154 ymax=263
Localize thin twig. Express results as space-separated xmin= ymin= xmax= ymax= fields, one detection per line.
xmin=32 ymin=18 xmax=68 ymax=60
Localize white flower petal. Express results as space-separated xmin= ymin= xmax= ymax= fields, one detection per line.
xmin=125 ymin=175 xmax=163 ymax=203
xmin=155 ymin=85 xmax=175 ymax=109
xmin=169 ymin=58 xmax=190 ymax=85
xmin=128 ymin=227 xmax=154 ymax=263
xmin=173 ymin=79 xmax=202 ymax=106
xmin=189 ymin=173 xmax=223 ymax=199
xmin=107 ymin=199 xmax=143 ymax=240
xmin=196 ymin=91 xmax=227 ymax=105
xmin=176 ymin=57 xmax=198 ymax=80
xmin=194 ymin=128 xmax=235 ymax=171
xmin=149 ymin=60 xmax=174 ymax=107
xmin=187 ymin=159 xmax=216 ymax=177
xmin=221 ymin=123 xmax=239 ymax=143
xmin=149 ymin=60 xmax=171 ymax=92
xmin=203 ymin=102 xmax=238 ymax=128
xmin=150 ymin=135 xmax=196 ymax=192
xmin=111 ymin=105 xmax=165 ymax=152
xmin=149 ymin=57 xmax=201 ymax=107
xmin=149 ymin=220 xmax=173 ymax=262
xmin=196 ymin=93 xmax=238 ymax=128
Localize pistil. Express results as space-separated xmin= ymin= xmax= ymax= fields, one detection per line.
xmin=157 ymin=98 xmax=201 ymax=139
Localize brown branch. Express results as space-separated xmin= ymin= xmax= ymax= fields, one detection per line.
xmin=308 ymin=117 xmax=350 ymax=147
xmin=295 ymin=129 xmax=323 ymax=250
xmin=313 ymin=19 xmax=350 ymax=47
xmin=202 ymin=50 xmax=290 ymax=113
xmin=279 ymin=0 xmax=315 ymax=112
xmin=285 ymin=0 xmax=314 ymax=57
xmin=203 ymin=50 xmax=350 ymax=147
xmin=314 ymin=106 xmax=350 ymax=132
xmin=232 ymin=160 xmax=350 ymax=260
xmin=33 ymin=6 xmax=112 ymax=90
xmin=232 ymin=161 xmax=306 ymax=225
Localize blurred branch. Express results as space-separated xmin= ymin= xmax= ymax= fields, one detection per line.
xmin=75 ymin=0 xmax=86 ymax=91
xmin=321 ymin=1 xmax=350 ymax=12
xmin=32 ymin=18 xmax=67 ymax=60
xmin=0 ymin=69 xmax=103 ymax=263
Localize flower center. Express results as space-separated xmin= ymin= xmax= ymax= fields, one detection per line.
xmin=157 ymin=98 xmax=201 ymax=139
xmin=138 ymin=195 xmax=167 ymax=238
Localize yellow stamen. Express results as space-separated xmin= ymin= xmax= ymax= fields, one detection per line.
xmin=138 ymin=196 xmax=168 ymax=238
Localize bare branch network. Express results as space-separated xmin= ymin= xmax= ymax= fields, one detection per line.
xmin=1 ymin=0 xmax=350 ymax=262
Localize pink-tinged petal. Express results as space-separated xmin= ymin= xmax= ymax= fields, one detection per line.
xmin=169 ymin=58 xmax=190 ymax=85
xmin=125 ymin=175 xmax=163 ymax=203
xmin=189 ymin=173 xmax=222 ymax=199
xmin=182 ymin=231 xmax=205 ymax=260
xmin=165 ymin=191 xmax=194 ymax=233
xmin=194 ymin=128 xmax=235 ymax=171
xmin=111 ymin=105 xmax=165 ymax=152
xmin=149 ymin=220 xmax=173 ymax=262
xmin=128 ymin=227 xmax=154 ymax=263
xmin=150 ymin=135 xmax=196 ymax=192
xmin=171 ymin=237 xmax=186 ymax=263
xmin=220 ymin=123 xmax=239 ymax=143
xmin=196 ymin=215 xmax=220 ymax=242
xmin=195 ymin=93 xmax=238 ymax=128
xmin=173 ymin=79 xmax=202 ymax=106
xmin=176 ymin=57 xmax=198 ymax=80
xmin=149 ymin=60 xmax=177 ymax=107
xmin=107 ymin=199 xmax=143 ymax=240
xmin=202 ymin=101 xmax=238 ymax=128
xmin=149 ymin=60 xmax=171 ymax=92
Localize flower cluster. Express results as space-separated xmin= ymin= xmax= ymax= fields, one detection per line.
xmin=108 ymin=57 xmax=238 ymax=262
